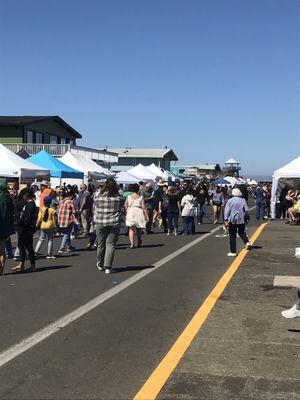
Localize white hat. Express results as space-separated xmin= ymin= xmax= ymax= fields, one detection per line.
xmin=232 ymin=188 xmax=242 ymax=197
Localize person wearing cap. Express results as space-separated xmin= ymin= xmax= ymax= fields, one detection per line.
xmin=224 ymin=188 xmax=252 ymax=257
xmin=35 ymin=195 xmax=57 ymax=259
xmin=12 ymin=189 xmax=37 ymax=273
xmin=0 ymin=181 xmax=14 ymax=276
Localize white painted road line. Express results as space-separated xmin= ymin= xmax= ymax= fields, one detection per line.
xmin=0 ymin=225 xmax=222 ymax=369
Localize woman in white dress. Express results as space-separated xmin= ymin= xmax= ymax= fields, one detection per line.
xmin=125 ymin=184 xmax=148 ymax=248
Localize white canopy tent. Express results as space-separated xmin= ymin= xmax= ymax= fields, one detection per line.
xmin=127 ymin=164 xmax=158 ymax=181
xmin=223 ymin=176 xmax=240 ymax=186
xmin=116 ymin=171 xmax=140 ymax=184
xmin=60 ymin=152 xmax=109 ymax=183
xmin=271 ymin=156 xmax=300 ymax=218
xmin=146 ymin=164 xmax=169 ymax=180
xmin=0 ymin=143 xmax=49 ymax=179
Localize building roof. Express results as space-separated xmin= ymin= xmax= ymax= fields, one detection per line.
xmin=225 ymin=158 xmax=239 ymax=164
xmin=104 ymin=148 xmax=178 ymax=161
xmin=0 ymin=116 xmax=82 ymax=139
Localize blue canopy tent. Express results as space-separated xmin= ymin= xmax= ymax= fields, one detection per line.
xmin=211 ymin=177 xmax=231 ymax=185
xmin=28 ymin=151 xmax=84 ymax=181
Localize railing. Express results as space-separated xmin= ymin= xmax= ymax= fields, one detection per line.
xmin=2 ymin=143 xmax=118 ymax=165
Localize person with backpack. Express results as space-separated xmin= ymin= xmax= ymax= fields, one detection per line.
xmin=35 ymin=195 xmax=57 ymax=259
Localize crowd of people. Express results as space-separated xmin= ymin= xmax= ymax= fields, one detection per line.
xmin=0 ymin=177 xmax=279 ymax=276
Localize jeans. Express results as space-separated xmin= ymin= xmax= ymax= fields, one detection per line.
xmin=197 ymin=203 xmax=206 ymax=223
xmin=18 ymin=228 xmax=35 ymax=264
xmin=35 ymin=229 xmax=54 ymax=255
xmin=167 ymin=208 xmax=179 ymax=230
xmin=96 ymin=224 xmax=120 ymax=269
xmin=229 ymin=223 xmax=249 ymax=253
xmin=59 ymin=224 xmax=73 ymax=250
xmin=183 ymin=216 xmax=195 ymax=235
xmin=256 ymin=201 xmax=265 ymax=220
xmin=161 ymin=207 xmax=168 ymax=232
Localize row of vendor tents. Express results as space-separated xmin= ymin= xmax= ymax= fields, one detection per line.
xmin=0 ymin=144 xmax=177 ymax=185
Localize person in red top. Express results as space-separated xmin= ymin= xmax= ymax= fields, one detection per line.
xmin=58 ymin=187 xmax=77 ymax=254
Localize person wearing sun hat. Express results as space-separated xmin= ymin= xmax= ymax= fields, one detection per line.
xmin=224 ymin=187 xmax=252 ymax=257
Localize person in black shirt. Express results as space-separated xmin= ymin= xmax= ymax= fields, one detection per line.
xmin=12 ymin=189 xmax=37 ymax=273
xmin=195 ymin=183 xmax=208 ymax=224
xmin=166 ymin=187 xmax=180 ymax=235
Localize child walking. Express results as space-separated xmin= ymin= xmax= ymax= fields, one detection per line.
xmin=35 ymin=195 xmax=57 ymax=259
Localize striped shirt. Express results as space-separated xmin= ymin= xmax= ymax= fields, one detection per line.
xmin=93 ymin=192 xmax=122 ymax=227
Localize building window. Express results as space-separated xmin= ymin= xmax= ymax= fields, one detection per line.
xmin=26 ymin=130 xmax=34 ymax=143
xmin=36 ymin=132 xmax=43 ymax=144
xmin=50 ymin=135 xmax=57 ymax=144
xmin=60 ymin=137 xmax=66 ymax=144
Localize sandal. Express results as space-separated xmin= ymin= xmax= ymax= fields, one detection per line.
xmin=11 ymin=265 xmax=25 ymax=273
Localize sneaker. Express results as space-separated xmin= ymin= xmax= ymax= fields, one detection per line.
xmin=97 ymin=263 xmax=104 ymax=271
xmin=245 ymin=243 xmax=252 ymax=250
xmin=105 ymin=269 xmax=111 ymax=274
xmin=281 ymin=305 xmax=300 ymax=319
xmin=227 ymin=252 xmax=237 ymax=257
xmin=58 ymin=249 xmax=71 ymax=254
xmin=46 ymin=255 xmax=56 ymax=259
xmin=68 ymin=246 xmax=75 ymax=251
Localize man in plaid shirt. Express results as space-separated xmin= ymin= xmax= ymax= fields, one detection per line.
xmin=93 ymin=180 xmax=123 ymax=274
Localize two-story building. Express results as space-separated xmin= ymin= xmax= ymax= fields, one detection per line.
xmin=103 ymin=147 xmax=178 ymax=172
xmin=0 ymin=116 xmax=118 ymax=167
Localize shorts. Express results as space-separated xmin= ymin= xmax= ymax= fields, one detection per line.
xmin=212 ymin=201 xmax=222 ymax=207
xmin=0 ymin=238 xmax=6 ymax=257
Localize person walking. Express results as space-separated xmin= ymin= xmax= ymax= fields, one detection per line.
xmin=141 ymin=182 xmax=155 ymax=234
xmin=12 ymin=189 xmax=37 ymax=273
xmin=195 ymin=183 xmax=207 ymax=224
xmin=166 ymin=187 xmax=180 ymax=235
xmin=79 ymin=184 xmax=92 ymax=237
xmin=35 ymin=196 xmax=57 ymax=259
xmin=125 ymin=183 xmax=148 ymax=248
xmin=58 ymin=187 xmax=77 ymax=254
xmin=94 ymin=178 xmax=122 ymax=274
xmin=0 ymin=181 xmax=14 ymax=276
xmin=254 ymin=185 xmax=265 ymax=220
xmin=181 ymin=188 xmax=197 ymax=235
xmin=156 ymin=181 xmax=169 ymax=233
xmin=211 ymin=186 xmax=225 ymax=224
xmin=224 ymin=188 xmax=252 ymax=257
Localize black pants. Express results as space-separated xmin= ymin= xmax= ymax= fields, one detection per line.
xmin=146 ymin=208 xmax=154 ymax=232
xmin=18 ymin=228 xmax=35 ymax=264
xmin=229 ymin=223 xmax=249 ymax=253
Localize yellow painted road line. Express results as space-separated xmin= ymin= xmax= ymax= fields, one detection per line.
xmin=134 ymin=223 xmax=267 ymax=400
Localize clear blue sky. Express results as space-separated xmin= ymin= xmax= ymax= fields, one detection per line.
xmin=1 ymin=0 xmax=299 ymax=176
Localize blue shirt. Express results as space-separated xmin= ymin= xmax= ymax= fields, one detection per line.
xmin=224 ymin=197 xmax=249 ymax=224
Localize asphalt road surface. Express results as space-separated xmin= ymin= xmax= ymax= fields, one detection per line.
xmin=0 ymin=208 xmax=259 ymax=399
